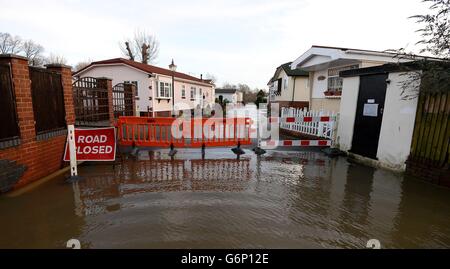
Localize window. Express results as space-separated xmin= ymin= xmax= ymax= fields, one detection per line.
xmin=283 ymin=76 xmax=288 ymax=90
xmin=199 ymin=88 xmax=202 ymax=97
xmin=158 ymin=82 xmax=172 ymax=98
xmin=327 ymin=65 xmax=359 ymax=92
xmin=181 ymin=85 xmax=186 ymax=98
xmin=276 ymin=78 xmax=282 ymax=94
xmin=190 ymin=87 xmax=196 ymax=99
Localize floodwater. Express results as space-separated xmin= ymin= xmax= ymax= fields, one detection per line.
xmin=1 ymin=147 xmax=450 ymax=249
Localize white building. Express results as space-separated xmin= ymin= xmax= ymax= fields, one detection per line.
xmin=336 ymin=63 xmax=422 ymax=171
xmin=290 ymin=45 xmax=413 ymax=112
xmin=215 ymin=88 xmax=243 ymax=105
xmin=267 ymin=62 xmax=310 ymax=110
xmin=73 ymin=58 xmax=215 ymax=117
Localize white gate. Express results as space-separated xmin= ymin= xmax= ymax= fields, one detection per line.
xmin=280 ymin=107 xmax=338 ymax=140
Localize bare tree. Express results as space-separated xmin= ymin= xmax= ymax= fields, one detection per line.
xmin=388 ymin=0 xmax=450 ymax=99
xmin=120 ymin=30 xmax=159 ymax=64
xmin=221 ymin=82 xmax=237 ymax=89
xmin=0 ymin=32 xmax=22 ymax=54
xmin=21 ymin=39 xmax=45 ymax=66
xmin=45 ymin=53 xmax=68 ymax=65
xmin=204 ymin=73 xmax=217 ymax=84
xmin=122 ymin=41 xmax=135 ymax=61
xmin=411 ymin=0 xmax=450 ymax=59
xmin=74 ymin=59 xmax=93 ymax=71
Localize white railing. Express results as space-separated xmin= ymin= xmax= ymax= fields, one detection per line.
xmin=280 ymin=107 xmax=338 ymax=140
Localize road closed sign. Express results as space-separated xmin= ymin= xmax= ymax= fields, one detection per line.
xmin=63 ymin=127 xmax=116 ymax=161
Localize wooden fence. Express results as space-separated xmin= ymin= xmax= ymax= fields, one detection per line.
xmin=0 ymin=64 xmax=20 ymax=147
xmin=29 ymin=67 xmax=66 ymax=135
xmin=409 ymin=92 xmax=449 ymax=167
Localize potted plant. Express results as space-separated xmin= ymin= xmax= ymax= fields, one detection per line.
xmin=335 ymin=90 xmax=342 ymax=96
xmin=324 ymin=90 xmax=334 ymax=96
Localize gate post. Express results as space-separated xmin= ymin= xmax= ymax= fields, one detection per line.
xmin=124 ymin=83 xmax=137 ymax=116
xmin=97 ymin=77 xmax=114 ymax=126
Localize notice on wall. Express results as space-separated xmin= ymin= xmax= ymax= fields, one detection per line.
xmin=63 ymin=127 xmax=116 ymax=161
xmin=363 ymin=103 xmax=378 ymax=117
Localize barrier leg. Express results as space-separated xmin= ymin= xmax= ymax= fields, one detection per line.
xmin=168 ymin=142 xmax=177 ymax=158
xmin=66 ymin=124 xmax=82 ymax=182
xmin=252 ymin=112 xmax=266 ymax=155
xmin=231 ymin=140 xmax=245 ymax=156
xmin=201 ymin=143 xmax=206 ymax=160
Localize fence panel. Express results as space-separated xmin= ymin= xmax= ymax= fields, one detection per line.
xmin=0 ymin=64 xmax=20 ymax=145
xmin=410 ymin=92 xmax=449 ymax=166
xmin=117 ymin=116 xmax=252 ymax=148
xmin=29 ymin=67 xmax=66 ymax=134
xmin=280 ymin=107 xmax=337 ymax=139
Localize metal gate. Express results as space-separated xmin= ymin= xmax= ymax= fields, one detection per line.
xmin=258 ymin=114 xmax=336 ymax=148
xmin=113 ymin=83 xmax=135 ymax=118
xmin=73 ymin=77 xmax=110 ymax=126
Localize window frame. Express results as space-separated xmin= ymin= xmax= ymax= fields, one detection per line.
xmin=327 ymin=64 xmax=359 ymax=92
xmin=190 ymin=86 xmax=196 ymax=100
xmin=181 ymin=85 xmax=186 ymax=99
xmin=158 ymin=81 xmax=172 ymax=98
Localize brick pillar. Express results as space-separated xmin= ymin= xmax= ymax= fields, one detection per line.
xmin=45 ymin=64 xmax=75 ymax=125
xmin=0 ymin=54 xmax=35 ymax=144
xmin=97 ymin=77 xmax=114 ymax=126
xmin=124 ymin=83 xmax=137 ymax=116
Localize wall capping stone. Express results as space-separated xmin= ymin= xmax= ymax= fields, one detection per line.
xmin=0 ymin=54 xmax=28 ymax=61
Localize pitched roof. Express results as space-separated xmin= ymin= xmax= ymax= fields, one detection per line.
xmin=215 ymin=88 xmax=239 ymax=94
xmin=280 ymin=62 xmax=309 ymax=76
xmin=73 ymin=58 xmax=211 ymax=84
xmin=268 ymin=62 xmax=309 ymax=84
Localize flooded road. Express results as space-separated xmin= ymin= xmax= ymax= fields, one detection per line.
xmin=1 ymin=147 xmax=450 ymax=248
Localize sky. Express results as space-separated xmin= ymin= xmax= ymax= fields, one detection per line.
xmin=0 ymin=0 xmax=431 ymax=89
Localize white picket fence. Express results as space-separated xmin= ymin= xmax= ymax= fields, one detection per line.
xmin=280 ymin=107 xmax=338 ymax=140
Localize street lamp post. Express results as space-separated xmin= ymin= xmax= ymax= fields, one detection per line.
xmin=169 ymin=59 xmax=177 ymax=117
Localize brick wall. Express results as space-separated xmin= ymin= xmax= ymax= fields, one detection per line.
xmin=405 ymin=158 xmax=450 ymax=188
xmin=0 ymin=55 xmax=75 ymax=192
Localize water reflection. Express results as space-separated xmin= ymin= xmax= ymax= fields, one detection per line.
xmin=1 ymin=148 xmax=450 ymax=248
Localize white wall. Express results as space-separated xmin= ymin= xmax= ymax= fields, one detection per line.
xmin=336 ymin=76 xmax=359 ymax=150
xmin=337 ymin=72 xmax=420 ymax=171
xmin=377 ymin=72 xmax=419 ymax=171
xmin=311 ymin=69 xmax=329 ymax=98
xmin=215 ymin=92 xmax=237 ymax=104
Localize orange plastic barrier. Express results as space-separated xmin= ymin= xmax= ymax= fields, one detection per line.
xmin=117 ymin=116 xmax=253 ymax=148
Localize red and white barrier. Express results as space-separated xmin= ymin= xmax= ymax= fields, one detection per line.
xmin=269 ymin=116 xmax=336 ymax=124
xmin=260 ymin=140 xmax=332 ymax=147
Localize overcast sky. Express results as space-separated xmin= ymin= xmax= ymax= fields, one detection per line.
xmin=0 ymin=0 xmax=431 ymax=89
